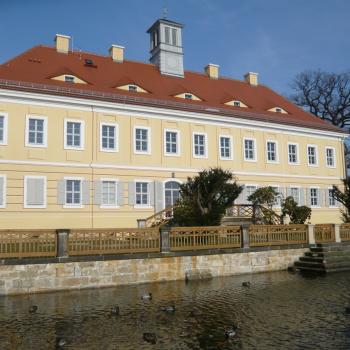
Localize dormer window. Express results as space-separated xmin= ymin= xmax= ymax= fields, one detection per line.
xmin=268 ymin=107 xmax=288 ymax=114
xmin=234 ymin=101 xmax=240 ymax=107
xmin=116 ymin=84 xmax=148 ymax=93
xmin=224 ymin=100 xmax=248 ymax=108
xmin=65 ymin=75 xmax=75 ymax=83
xmin=129 ymin=85 xmax=137 ymax=92
xmin=174 ymin=92 xmax=202 ymax=101
xmin=276 ymin=108 xmax=282 ymax=113
xmin=51 ymin=74 xmax=87 ymax=84
xmin=185 ymin=93 xmax=193 ymax=100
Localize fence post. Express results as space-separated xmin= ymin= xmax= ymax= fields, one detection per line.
xmin=307 ymin=224 xmax=315 ymax=245
xmin=242 ymin=224 xmax=250 ymax=248
xmin=56 ymin=229 xmax=70 ymax=258
xmin=334 ymin=224 xmax=341 ymax=243
xmin=160 ymin=226 xmax=170 ymax=253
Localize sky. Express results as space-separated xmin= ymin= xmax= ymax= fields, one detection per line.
xmin=1 ymin=0 xmax=349 ymax=95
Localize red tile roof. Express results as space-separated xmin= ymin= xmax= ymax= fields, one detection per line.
xmin=0 ymin=45 xmax=345 ymax=134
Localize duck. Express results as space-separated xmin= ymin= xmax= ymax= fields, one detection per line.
xmin=161 ymin=305 xmax=176 ymax=313
xmin=242 ymin=281 xmax=251 ymax=287
xmin=110 ymin=306 xmax=120 ymax=315
xmin=29 ymin=305 xmax=38 ymax=313
xmin=55 ymin=337 xmax=66 ymax=348
xmin=141 ymin=293 xmax=152 ymax=300
xmin=225 ymin=324 xmax=238 ymax=339
xmin=143 ymin=332 xmax=157 ymax=344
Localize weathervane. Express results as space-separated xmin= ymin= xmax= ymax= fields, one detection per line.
xmin=162 ymin=5 xmax=168 ymax=19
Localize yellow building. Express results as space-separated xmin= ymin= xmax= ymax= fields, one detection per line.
xmin=0 ymin=18 xmax=347 ymax=229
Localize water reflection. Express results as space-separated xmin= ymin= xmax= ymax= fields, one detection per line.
xmin=1 ymin=271 xmax=350 ymax=349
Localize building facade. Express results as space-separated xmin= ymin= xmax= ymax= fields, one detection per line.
xmin=0 ymin=19 xmax=347 ymax=229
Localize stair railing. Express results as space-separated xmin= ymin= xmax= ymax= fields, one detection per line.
xmin=144 ymin=205 xmax=177 ymax=228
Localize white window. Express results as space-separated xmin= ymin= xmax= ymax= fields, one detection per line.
xmin=328 ymin=188 xmax=336 ymax=207
xmin=172 ymin=28 xmax=177 ymax=46
xmin=135 ymin=182 xmax=149 ymax=206
xmin=288 ymin=143 xmax=298 ymax=164
xmin=134 ymin=126 xmax=150 ymax=154
xmin=193 ymin=133 xmax=207 ymax=158
xmin=0 ymin=175 xmax=6 ymax=208
xmin=307 ymin=145 xmax=318 ymax=166
xmin=128 ymin=85 xmax=137 ymax=92
xmin=245 ymin=185 xmax=257 ymax=202
xmin=0 ymin=113 xmax=8 ymax=145
xmin=219 ymin=135 xmax=232 ymax=160
xmin=100 ymin=122 xmax=118 ymax=152
xmin=290 ymin=187 xmax=300 ymax=205
xmin=164 ymin=129 xmax=180 ymax=156
xmin=165 ymin=26 xmax=170 ymax=44
xmin=185 ymin=93 xmax=193 ymax=100
xmin=25 ymin=115 xmax=47 ymax=147
xmin=24 ymin=176 xmax=46 ymax=208
xmin=101 ymin=180 xmax=118 ymax=207
xmin=266 ymin=141 xmax=278 ymax=163
xmin=65 ymin=75 xmax=75 ymax=83
xmin=326 ymin=147 xmax=336 ymax=168
xmin=270 ymin=186 xmax=282 ymax=206
xmin=244 ymin=138 xmax=256 ymax=161
xmin=310 ymin=188 xmax=319 ymax=207
xmin=65 ymin=179 xmax=82 ymax=206
xmin=275 ymin=108 xmax=282 ymax=113
xmin=64 ymin=119 xmax=84 ymax=150
xmin=234 ymin=101 xmax=240 ymax=107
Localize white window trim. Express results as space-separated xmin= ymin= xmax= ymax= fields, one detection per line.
xmin=100 ymin=178 xmax=119 ymax=209
xmin=25 ymin=115 xmax=48 ymax=148
xmin=245 ymin=184 xmax=258 ymax=202
xmin=134 ymin=126 xmax=151 ymax=155
xmin=266 ymin=140 xmax=279 ymax=164
xmin=325 ymin=146 xmax=336 ymax=168
xmin=134 ymin=179 xmax=153 ymax=209
xmin=164 ymin=128 xmax=181 ymax=157
xmin=289 ymin=185 xmax=301 ymax=204
xmin=243 ymin=137 xmax=257 ymax=162
xmin=99 ymin=122 xmax=119 ymax=153
xmin=0 ymin=112 xmax=8 ymax=146
xmin=192 ymin=132 xmax=208 ymax=159
xmin=162 ymin=179 xmax=183 ymax=209
xmin=23 ymin=175 xmax=47 ymax=209
xmin=309 ymin=186 xmax=321 ymax=208
xmin=0 ymin=174 xmax=6 ymax=208
xmin=327 ymin=186 xmax=337 ymax=208
xmin=219 ymin=134 xmax=233 ymax=160
xmin=287 ymin=142 xmax=300 ymax=165
xmin=269 ymin=184 xmax=281 ymax=208
xmin=63 ymin=176 xmax=84 ymax=208
xmin=307 ymin=144 xmax=318 ymax=167
xmin=64 ymin=118 xmax=85 ymax=150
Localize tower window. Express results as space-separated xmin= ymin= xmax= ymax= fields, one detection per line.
xmin=165 ymin=27 xmax=170 ymax=44
xmin=172 ymin=28 xmax=177 ymax=46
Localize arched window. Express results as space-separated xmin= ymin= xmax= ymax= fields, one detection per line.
xmin=164 ymin=181 xmax=180 ymax=208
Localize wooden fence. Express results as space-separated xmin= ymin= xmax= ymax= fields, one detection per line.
xmin=314 ymin=224 xmax=335 ymax=243
xmin=249 ymin=224 xmax=308 ymax=247
xmin=340 ymin=223 xmax=350 ymax=241
xmin=0 ymin=230 xmax=57 ymax=258
xmin=69 ymin=228 xmax=160 ymax=256
xmin=169 ymin=226 xmax=241 ymax=251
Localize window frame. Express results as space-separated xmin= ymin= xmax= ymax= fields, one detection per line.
xmin=0 ymin=112 xmax=8 ymax=146
xmin=307 ymin=144 xmax=318 ymax=167
xmin=64 ymin=118 xmax=85 ymax=150
xmin=266 ymin=140 xmax=279 ymax=164
xmin=219 ymin=135 xmax=233 ymax=160
xmin=269 ymin=185 xmax=282 ymax=208
xmin=287 ymin=142 xmax=299 ymax=165
xmin=65 ymin=75 xmax=75 ymax=83
xmin=309 ymin=187 xmax=320 ymax=208
xmin=325 ymin=147 xmax=336 ymax=168
xmin=0 ymin=174 xmax=6 ymax=209
xmin=243 ymin=137 xmax=257 ymax=162
xmin=245 ymin=184 xmax=258 ymax=203
xmin=23 ymin=175 xmax=47 ymax=209
xmin=133 ymin=126 xmax=151 ymax=155
xmin=134 ymin=180 xmax=152 ymax=209
xmin=164 ymin=128 xmax=180 ymax=157
xmin=192 ymin=132 xmax=208 ymax=159
xmin=100 ymin=178 xmax=119 ymax=209
xmin=289 ymin=186 xmax=301 ymax=205
xmin=25 ymin=115 xmax=48 ymax=148
xmin=100 ymin=122 xmax=119 ymax=153
xmin=327 ymin=187 xmax=337 ymax=208
xmin=63 ymin=177 xmax=84 ymax=208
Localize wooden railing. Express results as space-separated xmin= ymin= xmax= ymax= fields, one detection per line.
xmin=145 ymin=205 xmax=176 ymax=228
xmin=249 ymin=224 xmax=308 ymax=247
xmin=225 ymin=204 xmax=254 ymax=218
xmin=169 ymin=226 xmax=241 ymax=251
xmin=314 ymin=224 xmax=335 ymax=243
xmin=340 ymin=224 xmax=350 ymax=241
xmin=0 ymin=230 xmax=57 ymax=258
xmin=69 ymin=228 xmax=160 ymax=256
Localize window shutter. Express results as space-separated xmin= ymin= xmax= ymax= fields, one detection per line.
xmin=155 ymin=181 xmax=164 ymax=212
xmin=57 ymin=179 xmax=66 ymax=204
xmin=318 ymin=189 xmax=323 ymax=207
xmin=26 ymin=177 xmax=45 ymax=206
xmin=306 ymin=189 xmax=311 ymax=206
xmin=0 ymin=177 xmax=4 ymax=207
xmin=94 ymin=180 xmax=102 ymax=205
xmin=128 ymin=181 xmax=135 ymax=205
xmin=299 ymin=188 xmax=305 ymax=206
xmin=82 ymin=180 xmax=90 ymax=205
xmin=325 ymin=189 xmax=330 ymax=207
xmin=149 ymin=182 xmax=154 ymax=206
xmin=117 ymin=182 xmax=125 ymax=206
xmin=286 ymin=187 xmax=292 ymax=197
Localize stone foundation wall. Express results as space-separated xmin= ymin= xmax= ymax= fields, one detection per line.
xmin=0 ymin=248 xmax=308 ymax=295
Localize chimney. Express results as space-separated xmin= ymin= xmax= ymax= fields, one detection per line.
xmin=55 ymin=34 xmax=70 ymax=54
xmin=109 ymin=45 xmax=124 ymax=63
xmin=205 ymin=64 xmax=219 ymax=79
xmin=244 ymin=72 xmax=258 ymax=86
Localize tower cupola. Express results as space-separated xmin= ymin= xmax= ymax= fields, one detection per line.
xmin=147 ymin=18 xmax=184 ymax=77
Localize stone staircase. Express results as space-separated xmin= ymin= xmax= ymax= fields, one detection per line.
xmin=294 ymin=243 xmax=350 ymax=273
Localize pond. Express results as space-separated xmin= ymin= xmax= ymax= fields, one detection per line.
xmin=1 ymin=270 xmax=350 ymax=349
